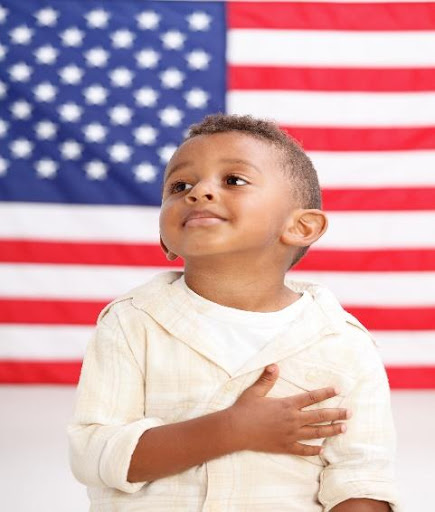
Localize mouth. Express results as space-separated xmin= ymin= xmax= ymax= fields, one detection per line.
xmin=183 ymin=210 xmax=226 ymax=227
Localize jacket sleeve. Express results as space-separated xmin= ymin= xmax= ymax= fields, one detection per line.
xmin=318 ymin=328 xmax=402 ymax=511
xmin=67 ymin=303 xmax=165 ymax=493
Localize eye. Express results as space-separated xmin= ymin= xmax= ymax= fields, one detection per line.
xmin=169 ymin=181 xmax=193 ymax=194
xmin=226 ymin=175 xmax=248 ymax=186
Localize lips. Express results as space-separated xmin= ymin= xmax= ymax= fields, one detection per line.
xmin=183 ymin=209 xmax=226 ymax=226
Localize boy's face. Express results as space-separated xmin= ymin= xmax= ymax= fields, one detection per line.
xmin=159 ymin=132 xmax=299 ymax=262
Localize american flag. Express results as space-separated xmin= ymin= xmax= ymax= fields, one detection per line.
xmin=1 ymin=0 xmax=434 ymax=388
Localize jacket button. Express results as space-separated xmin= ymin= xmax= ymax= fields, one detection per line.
xmin=306 ymin=369 xmax=318 ymax=381
xmin=225 ymin=381 xmax=235 ymax=392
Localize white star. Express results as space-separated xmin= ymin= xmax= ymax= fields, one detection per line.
xmin=134 ymin=162 xmax=157 ymax=182
xmin=108 ymin=143 xmax=132 ymax=163
xmin=85 ymin=47 xmax=109 ymax=67
xmin=0 ymin=6 xmax=8 ymax=24
xmin=161 ymin=30 xmax=185 ymax=50
xmin=0 ymin=119 xmax=8 ymax=137
xmin=35 ymin=158 xmax=58 ymax=178
xmin=83 ymin=84 xmax=108 ymax=105
xmin=158 ymin=106 xmax=183 ymax=127
xmin=10 ymin=138 xmax=33 ymax=158
xmin=85 ymin=9 xmax=110 ymax=29
xmin=9 ymin=26 xmax=33 ymax=45
xmin=85 ymin=160 xmax=108 ymax=180
xmin=109 ymin=67 xmax=134 ymax=87
xmin=186 ymin=49 xmax=210 ymax=70
xmin=137 ymin=11 xmax=160 ymax=30
xmin=8 ymin=62 xmax=32 ymax=82
xmin=187 ymin=12 xmax=211 ymax=31
xmin=10 ymin=100 xmax=32 ymax=120
xmin=134 ymin=125 xmax=158 ymax=145
xmin=185 ymin=88 xmax=209 ymax=109
xmin=83 ymin=123 xmax=107 ymax=143
xmin=35 ymin=120 xmax=57 ymax=140
xmin=160 ymin=68 xmax=184 ymax=89
xmin=61 ymin=140 xmax=82 ymax=160
xmin=33 ymin=82 xmax=57 ymax=102
xmin=0 ymin=43 xmax=7 ymax=61
xmin=0 ymin=157 xmax=8 ymax=176
xmin=109 ymin=105 xmax=133 ymax=125
xmin=35 ymin=8 xmax=58 ymax=27
xmin=158 ymin=144 xmax=177 ymax=164
xmin=0 ymin=81 xmax=6 ymax=99
xmin=135 ymin=49 xmax=160 ymax=69
xmin=134 ymin=87 xmax=159 ymax=107
xmin=111 ymin=29 xmax=135 ymax=49
xmin=59 ymin=65 xmax=83 ymax=84
xmin=58 ymin=103 xmax=82 ymax=122
xmin=34 ymin=45 xmax=58 ymax=64
xmin=60 ymin=27 xmax=84 ymax=47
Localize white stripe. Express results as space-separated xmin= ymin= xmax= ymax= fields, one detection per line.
xmin=228 ymin=91 xmax=435 ymax=127
xmin=0 ymin=203 xmax=160 ymax=242
xmin=0 ymin=325 xmax=92 ymax=360
xmin=319 ymin=212 xmax=435 ymax=249
xmin=374 ymin=331 xmax=435 ymax=366
xmin=228 ymin=29 xmax=435 ymax=67
xmin=309 ymin=151 xmax=435 ymax=188
xmin=1 ymin=265 xmax=435 ymax=306
xmin=1 ymin=325 xmax=434 ymax=365
xmin=2 ymin=204 xmax=435 ymax=249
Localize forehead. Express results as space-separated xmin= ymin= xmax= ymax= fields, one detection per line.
xmin=165 ymin=132 xmax=283 ymax=176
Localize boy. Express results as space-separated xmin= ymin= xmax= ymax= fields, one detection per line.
xmin=68 ymin=114 xmax=400 ymax=511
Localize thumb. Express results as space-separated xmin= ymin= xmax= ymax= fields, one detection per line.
xmin=247 ymin=365 xmax=279 ymax=398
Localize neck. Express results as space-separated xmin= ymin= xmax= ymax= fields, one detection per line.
xmin=183 ymin=257 xmax=300 ymax=312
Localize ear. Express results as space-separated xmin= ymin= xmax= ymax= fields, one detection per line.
xmin=281 ymin=209 xmax=328 ymax=248
xmin=159 ymin=235 xmax=178 ymax=261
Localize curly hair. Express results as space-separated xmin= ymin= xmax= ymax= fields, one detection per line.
xmin=186 ymin=113 xmax=322 ymax=267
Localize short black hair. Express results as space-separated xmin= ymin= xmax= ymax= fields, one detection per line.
xmin=186 ymin=113 xmax=322 ymax=267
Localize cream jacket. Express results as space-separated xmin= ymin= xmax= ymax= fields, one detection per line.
xmin=68 ymin=271 xmax=401 ymax=511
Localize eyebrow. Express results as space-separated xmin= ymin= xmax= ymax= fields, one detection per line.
xmin=165 ymin=158 xmax=260 ymax=182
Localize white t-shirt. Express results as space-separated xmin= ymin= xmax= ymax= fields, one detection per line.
xmin=172 ymin=275 xmax=312 ymax=374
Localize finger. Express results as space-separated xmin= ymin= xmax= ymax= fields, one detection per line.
xmin=244 ymin=365 xmax=279 ymax=398
xmin=300 ymin=408 xmax=351 ymax=425
xmin=291 ymin=387 xmax=339 ymax=409
xmin=297 ymin=423 xmax=347 ymax=441
xmin=289 ymin=442 xmax=323 ymax=457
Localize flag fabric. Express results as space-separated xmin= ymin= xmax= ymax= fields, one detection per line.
xmin=1 ymin=0 xmax=434 ymax=388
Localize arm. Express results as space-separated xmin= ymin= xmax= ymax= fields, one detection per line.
xmin=331 ymin=499 xmax=391 ymax=511
xmin=318 ymin=329 xmax=400 ymax=511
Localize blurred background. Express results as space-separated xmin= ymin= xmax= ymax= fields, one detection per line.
xmin=0 ymin=0 xmax=434 ymax=509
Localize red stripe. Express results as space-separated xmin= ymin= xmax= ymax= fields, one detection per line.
xmin=0 ymin=240 xmax=178 ymax=266
xmin=386 ymin=366 xmax=435 ymax=389
xmin=0 ymin=361 xmax=82 ymax=384
xmin=322 ymin=188 xmax=435 ymax=211
xmin=230 ymin=66 xmax=435 ymax=93
xmin=0 ymin=360 xmax=433 ymax=388
xmin=346 ymin=307 xmax=435 ymax=331
xmin=298 ymin=249 xmax=435 ymax=272
xmin=2 ymin=299 xmax=435 ymax=330
xmin=2 ymin=241 xmax=435 ymax=271
xmin=228 ymin=2 xmax=435 ymax=31
xmin=0 ymin=299 xmax=105 ymax=325
xmin=282 ymin=126 xmax=435 ymax=151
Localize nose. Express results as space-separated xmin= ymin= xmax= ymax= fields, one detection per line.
xmin=185 ymin=180 xmax=216 ymax=203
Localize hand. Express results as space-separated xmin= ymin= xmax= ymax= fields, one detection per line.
xmin=227 ymin=364 xmax=351 ymax=456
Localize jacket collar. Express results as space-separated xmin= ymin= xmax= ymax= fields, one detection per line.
xmin=131 ymin=271 xmax=348 ymax=377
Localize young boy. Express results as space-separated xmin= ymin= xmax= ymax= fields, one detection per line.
xmin=68 ymin=114 xmax=400 ymax=511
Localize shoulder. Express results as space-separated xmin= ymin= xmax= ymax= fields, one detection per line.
xmin=97 ymin=270 xmax=183 ymax=325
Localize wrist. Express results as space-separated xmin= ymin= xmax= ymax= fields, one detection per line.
xmin=224 ymin=405 xmax=249 ymax=452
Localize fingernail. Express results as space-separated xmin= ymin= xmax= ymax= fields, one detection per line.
xmin=340 ymin=424 xmax=347 ymax=433
xmin=266 ymin=365 xmax=276 ymax=373
xmin=334 ymin=387 xmax=341 ymax=395
xmin=346 ymin=410 xmax=353 ymax=419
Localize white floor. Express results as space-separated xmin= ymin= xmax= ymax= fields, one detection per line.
xmin=0 ymin=386 xmax=432 ymax=511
